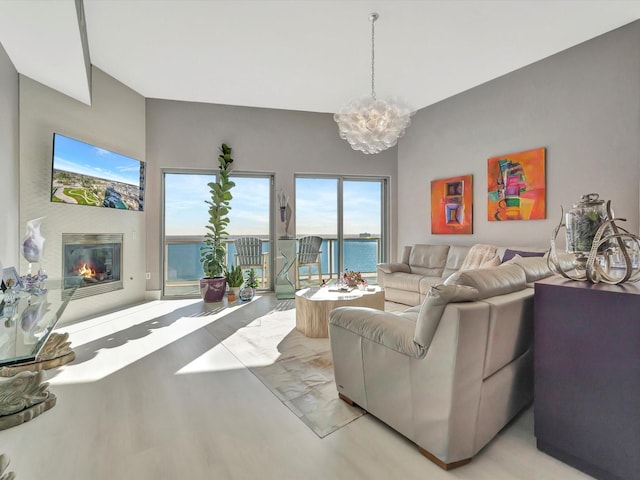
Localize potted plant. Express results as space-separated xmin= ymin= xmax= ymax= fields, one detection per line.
xmin=199 ymin=143 xmax=235 ymax=302
xmin=239 ymin=268 xmax=258 ymax=302
xmin=225 ymin=265 xmax=244 ymax=301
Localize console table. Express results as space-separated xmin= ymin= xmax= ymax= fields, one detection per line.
xmin=534 ymin=276 xmax=640 ymax=480
xmin=0 ymin=279 xmax=76 ymax=430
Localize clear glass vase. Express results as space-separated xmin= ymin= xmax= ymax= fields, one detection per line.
xmin=565 ymin=193 xmax=611 ymax=257
xmin=239 ymin=286 xmax=255 ymax=302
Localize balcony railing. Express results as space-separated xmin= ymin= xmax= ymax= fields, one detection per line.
xmin=163 ymin=235 xmax=381 ymax=297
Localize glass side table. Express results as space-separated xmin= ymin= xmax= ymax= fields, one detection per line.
xmin=0 ymin=278 xmax=77 ymax=430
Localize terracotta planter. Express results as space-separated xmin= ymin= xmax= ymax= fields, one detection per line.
xmin=200 ymin=277 xmax=227 ymax=302
xmin=227 ymin=289 xmax=237 ymax=302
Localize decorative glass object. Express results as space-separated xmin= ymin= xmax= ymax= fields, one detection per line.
xmin=333 ymin=13 xmax=413 ymax=155
xmin=21 ymin=217 xmax=46 ymax=263
xmin=20 ymin=217 xmax=48 ymax=293
xmin=565 ymin=194 xmax=611 ymax=258
xmin=549 ymin=193 xmax=640 ymax=284
xmin=239 ymin=286 xmax=255 ymax=302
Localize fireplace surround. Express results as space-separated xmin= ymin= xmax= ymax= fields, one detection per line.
xmin=62 ymin=233 xmax=123 ymax=299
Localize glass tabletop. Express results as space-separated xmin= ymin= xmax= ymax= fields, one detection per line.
xmin=0 ymin=279 xmax=76 ymax=367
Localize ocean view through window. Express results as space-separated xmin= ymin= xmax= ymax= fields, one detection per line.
xmin=162 ymin=172 xmax=387 ymax=296
xmin=163 ymin=172 xmax=271 ymax=297
xmin=295 ymin=176 xmax=386 ymax=285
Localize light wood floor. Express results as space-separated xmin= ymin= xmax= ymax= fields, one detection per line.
xmin=0 ymin=295 xmax=594 ymax=479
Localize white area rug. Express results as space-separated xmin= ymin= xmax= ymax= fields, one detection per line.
xmin=209 ymin=301 xmax=365 ymax=438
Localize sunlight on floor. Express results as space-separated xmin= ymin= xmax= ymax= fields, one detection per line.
xmin=175 ymin=315 xmax=270 ymax=375
xmin=174 ymin=342 xmax=245 ymax=375
xmin=49 ymin=298 xmax=252 ymax=385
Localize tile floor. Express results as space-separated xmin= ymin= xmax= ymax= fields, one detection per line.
xmin=0 ymin=294 xmax=594 ymax=479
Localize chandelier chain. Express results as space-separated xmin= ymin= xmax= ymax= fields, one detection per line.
xmin=370 ymin=13 xmax=376 ymax=99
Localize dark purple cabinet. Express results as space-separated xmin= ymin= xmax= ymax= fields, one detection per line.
xmin=534 ymin=276 xmax=640 ymax=480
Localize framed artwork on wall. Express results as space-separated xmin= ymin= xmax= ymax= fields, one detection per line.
xmin=431 ymin=174 xmax=473 ymax=234
xmin=487 ymin=147 xmax=546 ymax=221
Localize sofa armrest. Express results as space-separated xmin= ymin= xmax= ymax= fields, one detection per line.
xmin=329 ymin=307 xmax=425 ymax=358
xmin=377 ymin=262 xmax=411 ymax=274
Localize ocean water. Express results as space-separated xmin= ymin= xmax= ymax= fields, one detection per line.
xmin=166 ymin=239 xmax=379 ymax=281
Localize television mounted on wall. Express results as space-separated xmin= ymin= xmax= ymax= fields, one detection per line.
xmin=50 ymin=133 xmax=145 ymax=211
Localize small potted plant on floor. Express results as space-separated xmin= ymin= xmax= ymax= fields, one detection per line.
xmin=200 ymin=143 xmax=235 ymax=302
xmin=225 ymin=265 xmax=244 ymax=302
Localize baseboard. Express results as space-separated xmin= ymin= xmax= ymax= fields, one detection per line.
xmin=145 ymin=290 xmax=162 ymax=301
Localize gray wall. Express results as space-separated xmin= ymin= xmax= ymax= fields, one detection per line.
xmin=20 ymin=67 xmax=146 ymax=323
xmin=397 ymin=21 xmax=640 ymax=258
xmin=145 ymin=100 xmax=398 ymax=292
xmin=0 ymin=42 xmax=19 ymax=267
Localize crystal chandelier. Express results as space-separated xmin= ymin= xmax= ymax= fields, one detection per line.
xmin=334 ymin=12 xmax=413 ymax=155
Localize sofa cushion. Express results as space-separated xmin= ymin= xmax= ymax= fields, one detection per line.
xmin=442 ymin=271 xmax=462 ymax=286
xmin=454 ymin=264 xmax=527 ymax=299
xmin=419 ymin=276 xmax=445 ymax=295
xmin=505 ymin=255 xmax=552 ymax=283
xmin=413 ymin=284 xmax=480 ymax=348
xmin=442 ymin=245 xmax=472 ymax=278
xmin=329 ymin=307 xmax=425 ymax=358
xmin=377 ymin=262 xmax=411 ymax=274
xmin=381 ymin=272 xmax=422 ymax=292
xmin=459 ymin=244 xmax=500 ymax=271
xmin=409 ymin=244 xmax=450 ymax=277
xmin=501 ymin=248 xmax=546 ymax=263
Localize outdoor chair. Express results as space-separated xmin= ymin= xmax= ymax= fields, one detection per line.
xmin=296 ymin=236 xmax=323 ymax=288
xmin=234 ymin=236 xmax=269 ymax=288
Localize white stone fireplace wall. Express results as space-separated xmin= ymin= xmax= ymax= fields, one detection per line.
xmin=19 ymin=68 xmax=146 ymax=325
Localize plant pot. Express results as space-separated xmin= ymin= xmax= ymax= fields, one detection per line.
xmin=227 ymin=289 xmax=237 ymax=302
xmin=200 ymin=277 xmax=227 ymax=302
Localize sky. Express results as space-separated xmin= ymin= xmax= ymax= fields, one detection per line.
xmin=295 ymin=177 xmax=382 ymax=236
xmin=165 ymin=174 xmax=270 ymax=236
xmin=52 ymin=133 xmax=143 ymax=186
xmin=164 ymin=173 xmax=382 ymax=237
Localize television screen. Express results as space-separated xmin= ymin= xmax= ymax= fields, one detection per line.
xmin=50 ymin=133 xmax=145 ymax=211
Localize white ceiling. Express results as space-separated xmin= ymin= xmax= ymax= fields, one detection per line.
xmin=0 ymin=0 xmax=639 ymax=113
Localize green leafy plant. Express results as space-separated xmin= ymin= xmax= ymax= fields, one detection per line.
xmin=245 ymin=268 xmax=259 ymax=289
xmin=200 ymin=143 xmax=235 ymax=278
xmin=226 ymin=265 xmax=244 ymax=288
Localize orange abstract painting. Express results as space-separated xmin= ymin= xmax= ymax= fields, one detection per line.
xmin=487 ymin=148 xmax=546 ymax=221
xmin=431 ymin=175 xmax=473 ymax=234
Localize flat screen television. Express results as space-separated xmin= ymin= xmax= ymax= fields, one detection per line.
xmin=50 ymin=133 xmax=145 ymax=211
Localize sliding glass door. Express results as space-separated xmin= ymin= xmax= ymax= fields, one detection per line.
xmin=342 ymin=180 xmax=384 ymax=279
xmin=295 ymin=175 xmax=387 ymax=285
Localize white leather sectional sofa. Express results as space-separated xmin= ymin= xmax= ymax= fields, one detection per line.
xmin=329 ymin=257 xmax=553 ymax=469
xmin=377 ymin=243 xmax=547 ymax=306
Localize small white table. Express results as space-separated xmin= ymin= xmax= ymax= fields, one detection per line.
xmin=295 ymin=286 xmax=385 ymax=338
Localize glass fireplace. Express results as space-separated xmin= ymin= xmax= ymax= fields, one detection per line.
xmin=62 ymin=233 xmax=123 ymax=299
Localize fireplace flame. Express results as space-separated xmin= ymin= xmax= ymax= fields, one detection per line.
xmin=78 ymin=263 xmax=96 ymax=278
